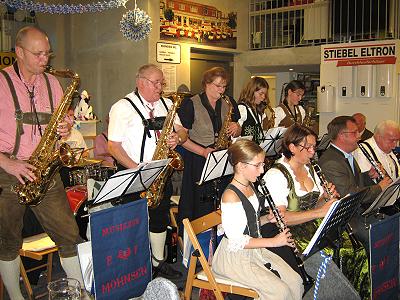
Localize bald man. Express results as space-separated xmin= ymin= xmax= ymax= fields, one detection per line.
xmin=352 ymin=113 xmax=373 ymax=141
xmin=0 ymin=26 xmax=87 ymax=299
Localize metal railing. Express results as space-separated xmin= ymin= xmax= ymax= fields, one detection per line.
xmin=249 ymin=0 xmax=399 ymax=50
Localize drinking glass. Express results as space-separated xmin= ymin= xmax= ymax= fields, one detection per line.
xmin=48 ymin=278 xmax=81 ymax=300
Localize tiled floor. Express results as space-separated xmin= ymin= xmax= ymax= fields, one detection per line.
xmin=1 ymin=250 xmax=198 ymax=300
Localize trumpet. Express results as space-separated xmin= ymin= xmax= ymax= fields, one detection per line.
xmin=310 ymin=159 xmax=363 ymax=250
xmin=258 ymin=178 xmax=314 ymax=294
xmin=357 ymin=142 xmax=386 ymax=181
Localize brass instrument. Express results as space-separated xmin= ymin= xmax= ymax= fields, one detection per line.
xmin=140 ymin=93 xmax=184 ymax=208
xmin=214 ymin=94 xmax=233 ymax=150
xmin=302 ymin=106 xmax=314 ymax=128
xmin=357 ymin=142 xmax=386 ymax=181
xmin=258 ymin=178 xmax=315 ymax=294
xmin=310 ymin=159 xmax=363 ymax=250
xmin=12 ymin=66 xmax=80 ymax=206
xmin=262 ymin=101 xmax=275 ymax=130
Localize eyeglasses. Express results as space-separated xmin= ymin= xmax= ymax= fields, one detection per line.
xmin=244 ymin=162 xmax=265 ymax=168
xmin=21 ymin=47 xmax=53 ymax=59
xmin=212 ymin=82 xmax=227 ymax=89
xmin=140 ymin=77 xmax=166 ymax=88
xmin=297 ymin=144 xmax=317 ymax=152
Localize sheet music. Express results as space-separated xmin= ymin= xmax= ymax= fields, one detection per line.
xmin=198 ymin=149 xmax=233 ymax=185
xmin=92 ymin=159 xmax=170 ymax=204
xmin=302 ymin=201 xmax=340 ymax=256
xmin=259 ymin=127 xmax=287 ymax=157
xmin=77 ymin=241 xmax=93 ymax=293
xmin=362 ymin=177 xmax=400 ymax=216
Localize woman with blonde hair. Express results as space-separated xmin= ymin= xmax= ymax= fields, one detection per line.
xmin=212 ymin=139 xmax=303 ymax=300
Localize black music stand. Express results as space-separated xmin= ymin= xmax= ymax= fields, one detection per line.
xmin=88 ymin=158 xmax=170 ymax=212
xmin=362 ymin=177 xmax=400 ymax=217
xmin=259 ymin=127 xmax=287 ymax=158
xmin=316 ymin=133 xmax=331 ymax=152
xmin=302 ymin=189 xmax=368 ymax=261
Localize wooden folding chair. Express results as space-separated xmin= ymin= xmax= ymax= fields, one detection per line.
xmin=19 ymin=233 xmax=58 ymax=300
xmin=183 ymin=211 xmax=259 ymax=300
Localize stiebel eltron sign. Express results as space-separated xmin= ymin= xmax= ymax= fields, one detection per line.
xmin=323 ymin=42 xmax=396 ymax=66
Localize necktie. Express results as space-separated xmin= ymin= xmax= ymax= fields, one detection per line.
xmin=148 ymin=107 xmax=161 ymax=139
xmin=347 ymin=154 xmax=355 ymax=174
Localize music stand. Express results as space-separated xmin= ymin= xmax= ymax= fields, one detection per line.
xmin=198 ymin=149 xmax=233 ymax=186
xmin=302 ymin=189 xmax=368 ymax=259
xmin=362 ymin=177 xmax=400 ymax=217
xmin=89 ymin=158 xmax=170 ymax=212
xmin=259 ymin=127 xmax=287 ymax=157
xmin=316 ymin=133 xmax=331 ymax=152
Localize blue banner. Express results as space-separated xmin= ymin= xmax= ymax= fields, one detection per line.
xmin=91 ymin=199 xmax=151 ymax=299
xmin=369 ymin=213 xmax=399 ymax=300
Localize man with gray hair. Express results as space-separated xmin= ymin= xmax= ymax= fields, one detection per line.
xmin=353 ymin=120 xmax=400 ymax=181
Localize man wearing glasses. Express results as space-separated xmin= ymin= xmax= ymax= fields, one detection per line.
xmin=0 ymin=26 xmax=88 ymax=299
xmin=318 ymin=115 xmax=391 ymax=250
xmin=108 ymin=64 xmax=187 ymax=279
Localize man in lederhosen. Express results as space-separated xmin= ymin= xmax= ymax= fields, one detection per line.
xmin=108 ymin=64 xmax=187 ymax=279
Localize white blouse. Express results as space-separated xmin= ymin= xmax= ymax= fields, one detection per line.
xmin=221 ymin=193 xmax=259 ymax=252
xmin=262 ymin=156 xmax=323 ymax=208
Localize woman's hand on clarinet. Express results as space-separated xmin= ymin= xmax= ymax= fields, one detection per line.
xmin=272 ymin=228 xmax=294 ymax=248
xmin=321 ymin=182 xmax=339 ymax=202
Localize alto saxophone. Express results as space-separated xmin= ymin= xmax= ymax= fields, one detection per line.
xmin=140 ymin=93 xmax=184 ymax=208
xmin=262 ymin=101 xmax=275 ymax=130
xmin=12 ymin=66 xmax=80 ymax=206
xmin=258 ymin=178 xmax=315 ymax=294
xmin=302 ymin=106 xmax=314 ymax=128
xmin=214 ymin=94 xmax=232 ymax=150
xmin=310 ymin=159 xmax=363 ymax=250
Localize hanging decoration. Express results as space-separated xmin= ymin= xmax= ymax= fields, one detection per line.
xmin=120 ymin=0 xmax=151 ymax=42
xmin=0 ymin=0 xmax=129 ymax=14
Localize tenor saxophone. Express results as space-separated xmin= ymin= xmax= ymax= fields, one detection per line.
xmin=214 ymin=94 xmax=233 ymax=150
xmin=140 ymin=93 xmax=184 ymax=208
xmin=302 ymin=106 xmax=314 ymax=128
xmin=12 ymin=66 xmax=80 ymax=206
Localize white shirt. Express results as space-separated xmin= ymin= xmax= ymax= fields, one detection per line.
xmin=221 ymin=193 xmax=259 ymax=252
xmin=353 ymin=137 xmax=400 ymax=180
xmin=262 ymin=156 xmax=323 ymax=208
xmin=63 ymin=127 xmax=87 ymax=150
xmin=273 ymin=105 xmax=305 ymax=127
xmin=237 ymin=104 xmax=264 ymax=127
xmin=108 ymin=91 xmax=182 ymax=163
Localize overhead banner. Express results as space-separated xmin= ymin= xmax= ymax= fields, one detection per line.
xmin=369 ymin=213 xmax=399 ymax=300
xmin=323 ymin=43 xmax=396 ymax=66
xmin=90 ymin=199 xmax=151 ymax=300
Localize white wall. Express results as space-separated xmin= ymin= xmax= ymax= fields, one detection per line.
xmin=318 ymin=40 xmax=400 ymax=134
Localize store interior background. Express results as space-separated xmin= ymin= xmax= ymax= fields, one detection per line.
xmin=1 ymin=0 xmax=399 ymax=136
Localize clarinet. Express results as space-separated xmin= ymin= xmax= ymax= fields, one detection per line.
xmin=310 ymin=159 xmax=363 ymax=250
xmin=257 ymin=178 xmax=314 ymax=293
xmin=358 ymin=142 xmax=385 ymax=181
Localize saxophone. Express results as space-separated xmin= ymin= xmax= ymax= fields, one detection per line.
xmin=302 ymin=106 xmax=314 ymax=128
xmin=12 ymin=66 xmax=80 ymax=206
xmin=214 ymin=94 xmax=232 ymax=150
xmin=140 ymin=93 xmax=184 ymax=208
xmin=262 ymin=100 xmax=275 ymax=130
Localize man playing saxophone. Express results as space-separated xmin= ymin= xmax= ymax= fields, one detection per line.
xmin=108 ymin=64 xmax=187 ymax=279
xmin=0 ymin=26 xmax=87 ymax=299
